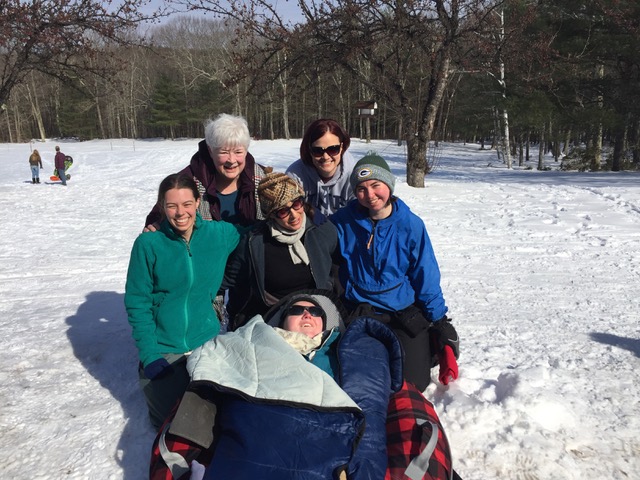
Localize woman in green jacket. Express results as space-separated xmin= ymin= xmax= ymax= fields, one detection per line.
xmin=125 ymin=173 xmax=241 ymax=429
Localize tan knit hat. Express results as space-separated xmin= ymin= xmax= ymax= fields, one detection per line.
xmin=258 ymin=172 xmax=305 ymax=216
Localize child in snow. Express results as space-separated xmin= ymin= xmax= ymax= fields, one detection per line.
xmin=28 ymin=149 xmax=43 ymax=184
xmin=330 ymin=152 xmax=460 ymax=391
xmin=125 ymin=173 xmax=241 ymax=429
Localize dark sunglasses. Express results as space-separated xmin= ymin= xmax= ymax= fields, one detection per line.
xmin=286 ymin=305 xmax=325 ymax=318
xmin=274 ymin=197 xmax=304 ymax=219
xmin=310 ymin=144 xmax=341 ymax=157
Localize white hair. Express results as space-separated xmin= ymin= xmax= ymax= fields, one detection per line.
xmin=204 ymin=113 xmax=250 ymax=150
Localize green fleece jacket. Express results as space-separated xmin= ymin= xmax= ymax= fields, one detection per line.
xmin=125 ymin=214 xmax=240 ymax=367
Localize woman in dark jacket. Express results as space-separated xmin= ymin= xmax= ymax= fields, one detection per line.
xmin=224 ymin=173 xmax=337 ymax=330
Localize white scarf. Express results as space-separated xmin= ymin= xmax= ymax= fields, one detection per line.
xmin=274 ymin=328 xmax=324 ymax=356
xmin=268 ymin=213 xmax=310 ymax=265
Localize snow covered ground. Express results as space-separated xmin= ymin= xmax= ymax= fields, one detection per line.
xmin=1 ymin=137 xmax=638 ymax=479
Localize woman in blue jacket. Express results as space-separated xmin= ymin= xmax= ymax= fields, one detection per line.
xmin=331 ymin=153 xmax=460 ymax=391
xmin=125 ymin=173 xmax=240 ymax=428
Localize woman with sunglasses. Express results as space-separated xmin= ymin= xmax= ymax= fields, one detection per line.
xmin=152 ymin=290 xmax=405 ymax=480
xmin=224 ymin=173 xmax=337 ymax=330
xmin=286 ymin=118 xmax=357 ymax=216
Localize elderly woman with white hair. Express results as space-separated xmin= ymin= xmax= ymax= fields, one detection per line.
xmin=144 ymin=113 xmax=270 ymax=229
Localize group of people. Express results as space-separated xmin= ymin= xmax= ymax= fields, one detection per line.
xmin=124 ymin=113 xmax=461 ymax=478
xmin=27 ymin=145 xmax=68 ymax=185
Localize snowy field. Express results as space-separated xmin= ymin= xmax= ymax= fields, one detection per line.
xmin=0 ymin=137 xmax=638 ymax=479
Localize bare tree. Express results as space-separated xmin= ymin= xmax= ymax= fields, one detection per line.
xmin=0 ymin=0 xmax=160 ymax=109
xmin=176 ymin=0 xmax=503 ymax=186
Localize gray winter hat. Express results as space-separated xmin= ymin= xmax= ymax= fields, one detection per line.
xmin=350 ymin=152 xmax=395 ymax=194
xmin=266 ymin=291 xmax=345 ymax=332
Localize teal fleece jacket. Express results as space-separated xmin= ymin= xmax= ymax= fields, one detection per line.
xmin=125 ymin=214 xmax=240 ymax=367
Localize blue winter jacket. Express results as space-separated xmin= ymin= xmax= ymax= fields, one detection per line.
xmin=331 ymin=197 xmax=448 ymax=322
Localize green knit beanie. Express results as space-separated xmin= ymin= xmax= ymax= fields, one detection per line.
xmin=350 ymin=152 xmax=395 ymax=194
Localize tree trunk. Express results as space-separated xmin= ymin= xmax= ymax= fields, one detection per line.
xmin=406 ymin=53 xmax=451 ymax=186
xmin=4 ymin=106 xmax=13 ymax=143
xmin=592 ymin=124 xmax=603 ymax=171
xmin=364 ymin=116 xmax=371 ymax=143
xmin=563 ymin=128 xmax=571 ymax=155
xmin=277 ymin=52 xmax=291 ymax=140
xmin=632 ymin=119 xmax=640 ymax=166
xmin=28 ymin=74 xmax=46 ymax=141
xmin=518 ymin=136 xmax=523 ymax=166
xmin=492 ymin=107 xmax=502 ymax=162
xmin=537 ymin=123 xmax=545 ymax=170
xmin=497 ymin=7 xmax=511 ymax=168
xmin=406 ymin=133 xmax=429 ymax=187
xmin=592 ymin=63 xmax=604 ymax=171
xmin=611 ymin=128 xmax=623 ymax=171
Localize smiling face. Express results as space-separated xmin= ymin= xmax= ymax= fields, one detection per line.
xmin=209 ymin=144 xmax=247 ymax=188
xmin=272 ymin=197 xmax=305 ymax=231
xmin=282 ymin=301 xmax=325 ymax=338
xmin=310 ymin=132 xmax=343 ymax=180
xmin=355 ymin=179 xmax=392 ymax=219
xmin=163 ymin=187 xmax=201 ymax=241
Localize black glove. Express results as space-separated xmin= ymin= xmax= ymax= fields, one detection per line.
xmin=429 ymin=316 xmax=460 ymax=359
xmin=144 ymin=358 xmax=172 ymax=380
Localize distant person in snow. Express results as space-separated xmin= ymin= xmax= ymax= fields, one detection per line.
xmin=330 ymin=152 xmax=460 ymax=391
xmin=54 ymin=146 xmax=67 ymax=186
xmin=125 ymin=173 xmax=241 ymax=429
xmin=286 ymin=118 xmax=356 ymax=216
xmin=28 ymin=149 xmax=43 ymax=184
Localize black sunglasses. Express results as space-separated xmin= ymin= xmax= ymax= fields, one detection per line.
xmin=274 ymin=197 xmax=304 ymax=219
xmin=310 ymin=144 xmax=341 ymax=157
xmin=286 ymin=305 xmax=325 ymax=318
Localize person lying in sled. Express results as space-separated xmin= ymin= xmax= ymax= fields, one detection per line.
xmin=150 ymin=290 xmax=403 ymax=480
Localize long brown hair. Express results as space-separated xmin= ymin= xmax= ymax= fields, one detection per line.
xmin=157 ymin=173 xmax=200 ymax=207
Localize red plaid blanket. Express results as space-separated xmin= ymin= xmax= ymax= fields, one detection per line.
xmin=385 ymin=381 xmax=453 ymax=480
